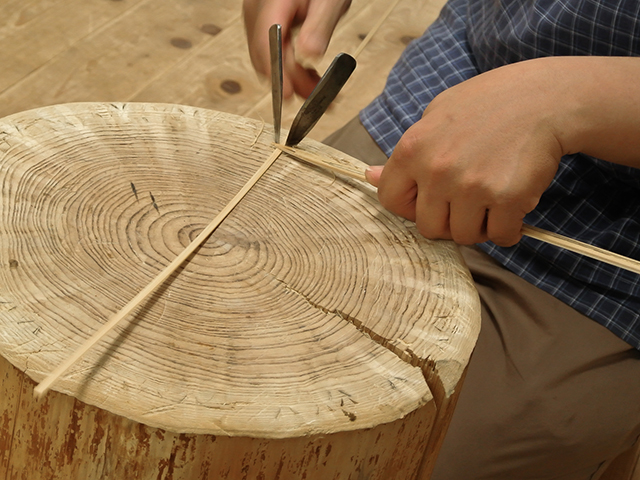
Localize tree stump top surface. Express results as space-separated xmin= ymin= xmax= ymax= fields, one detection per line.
xmin=0 ymin=103 xmax=480 ymax=438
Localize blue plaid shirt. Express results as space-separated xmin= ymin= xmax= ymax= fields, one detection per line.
xmin=361 ymin=0 xmax=640 ymax=348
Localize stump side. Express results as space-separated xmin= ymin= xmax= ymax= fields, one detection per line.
xmin=1 ymin=355 xmax=438 ymax=480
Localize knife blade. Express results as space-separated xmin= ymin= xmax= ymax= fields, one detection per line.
xmin=269 ymin=24 xmax=283 ymax=144
xmin=285 ymin=53 xmax=357 ymax=147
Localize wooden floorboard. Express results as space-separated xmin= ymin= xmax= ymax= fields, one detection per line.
xmin=0 ymin=0 xmax=444 ymax=140
xmin=0 ymin=0 xmax=146 ymax=99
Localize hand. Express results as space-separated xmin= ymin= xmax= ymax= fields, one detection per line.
xmin=366 ymin=59 xmax=568 ymax=247
xmin=243 ymin=0 xmax=351 ymax=98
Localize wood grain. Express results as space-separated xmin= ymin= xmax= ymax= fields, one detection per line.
xmin=0 ymin=103 xmax=479 ymax=443
xmin=0 ymin=102 xmax=480 ymax=479
xmin=0 ymin=0 xmax=148 ymax=103
xmin=0 ymin=0 xmax=446 ymax=141
xmin=0 ymin=0 xmax=241 ymax=118
xmin=1 ymin=355 xmax=438 ymax=480
xmin=33 ymin=147 xmax=287 ymax=397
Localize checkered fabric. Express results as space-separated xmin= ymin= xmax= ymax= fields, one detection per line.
xmin=360 ymin=0 xmax=640 ymax=348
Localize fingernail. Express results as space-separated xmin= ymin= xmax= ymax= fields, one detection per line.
xmin=365 ymin=165 xmax=383 ymax=186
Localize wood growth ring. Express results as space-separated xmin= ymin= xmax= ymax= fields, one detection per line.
xmin=0 ymin=103 xmax=479 ymax=439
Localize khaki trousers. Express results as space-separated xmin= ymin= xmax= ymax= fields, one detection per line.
xmin=324 ymin=117 xmax=640 ymax=480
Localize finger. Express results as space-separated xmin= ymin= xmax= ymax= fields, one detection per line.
xmin=283 ymin=43 xmax=320 ymax=97
xmin=295 ymin=0 xmax=351 ymax=60
xmin=414 ymin=187 xmax=452 ymax=240
xmin=365 ymin=165 xmax=384 ymax=186
xmin=244 ymin=0 xmax=299 ymax=77
xmin=289 ymin=65 xmax=321 ymax=98
xmin=448 ymin=201 xmax=489 ymax=245
xmin=486 ymin=207 xmax=525 ymax=247
xmin=376 ymin=159 xmax=418 ymax=222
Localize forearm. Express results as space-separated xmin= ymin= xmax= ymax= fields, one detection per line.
xmin=543 ymin=56 xmax=640 ymax=168
xmin=367 ymin=55 xmax=640 ymax=246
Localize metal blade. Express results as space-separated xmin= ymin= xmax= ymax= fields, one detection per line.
xmin=285 ymin=53 xmax=357 ymax=147
xmin=269 ymin=24 xmax=283 ymax=144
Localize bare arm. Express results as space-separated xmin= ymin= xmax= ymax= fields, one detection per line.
xmin=365 ymin=56 xmax=640 ymax=247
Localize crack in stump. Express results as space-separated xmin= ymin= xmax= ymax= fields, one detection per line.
xmin=272 ymin=276 xmax=447 ymax=407
xmin=279 ymin=280 xmax=432 ymax=373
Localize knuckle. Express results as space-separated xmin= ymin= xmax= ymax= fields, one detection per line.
xmin=487 ymin=220 xmax=523 ymax=247
xmin=457 ymin=175 xmax=488 ymax=199
xmin=393 ymin=129 xmax=423 ymax=165
xmin=521 ymin=195 xmax=540 ymax=214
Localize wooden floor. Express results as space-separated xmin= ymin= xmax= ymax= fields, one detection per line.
xmin=0 ymin=0 xmax=445 ymax=141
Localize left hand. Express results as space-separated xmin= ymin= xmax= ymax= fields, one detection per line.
xmin=243 ymin=0 xmax=351 ymax=98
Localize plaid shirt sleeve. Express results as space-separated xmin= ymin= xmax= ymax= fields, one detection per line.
xmin=360 ymin=0 xmax=640 ymax=349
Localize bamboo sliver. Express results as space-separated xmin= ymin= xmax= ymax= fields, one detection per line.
xmin=279 ymin=144 xmax=640 ymax=277
xmin=275 ymin=144 xmax=367 ymax=181
xmin=521 ymin=224 xmax=640 ymax=275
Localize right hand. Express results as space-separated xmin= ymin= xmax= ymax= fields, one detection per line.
xmin=243 ymin=0 xmax=351 ymax=98
xmin=364 ymin=56 xmax=640 ymax=247
xmin=366 ymin=59 xmax=566 ymax=247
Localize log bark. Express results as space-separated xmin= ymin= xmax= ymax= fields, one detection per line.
xmin=0 ymin=103 xmax=480 ymax=479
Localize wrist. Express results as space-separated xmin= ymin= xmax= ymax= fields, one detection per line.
xmin=541 ymin=56 xmax=640 ymax=167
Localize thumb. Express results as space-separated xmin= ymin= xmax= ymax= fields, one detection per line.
xmin=365 ymin=165 xmax=384 ymax=187
xmin=295 ymin=0 xmax=350 ymax=61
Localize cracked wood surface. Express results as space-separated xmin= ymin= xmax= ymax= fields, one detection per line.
xmin=0 ymin=102 xmax=479 ymax=478
xmin=0 ymin=102 xmax=479 ymax=435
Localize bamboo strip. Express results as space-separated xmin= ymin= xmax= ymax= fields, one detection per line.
xmin=34 ymin=148 xmax=283 ymax=398
xmin=275 ymin=143 xmax=367 ymax=181
xmin=279 ymin=144 xmax=640 ymax=277
xmin=522 ymin=224 xmax=640 ymax=275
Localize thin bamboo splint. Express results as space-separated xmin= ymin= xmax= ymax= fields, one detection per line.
xmin=276 ymin=144 xmax=640 ymax=276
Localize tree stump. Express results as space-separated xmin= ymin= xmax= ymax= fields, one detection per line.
xmin=0 ymin=103 xmax=480 ymax=479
